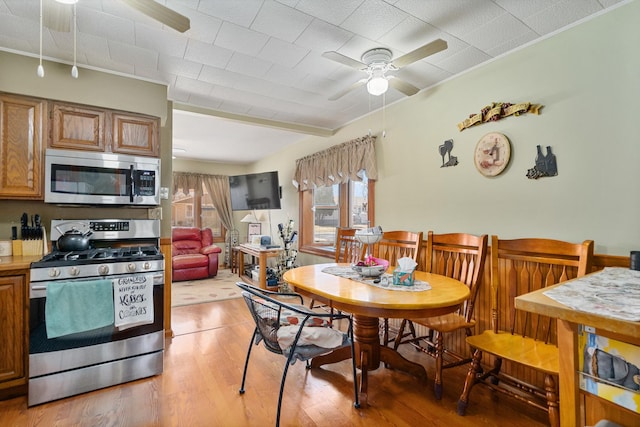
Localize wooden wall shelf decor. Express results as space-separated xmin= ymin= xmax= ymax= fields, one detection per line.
xmin=458 ymin=102 xmax=543 ymax=131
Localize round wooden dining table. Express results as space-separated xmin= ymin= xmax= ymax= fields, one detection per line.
xmin=282 ymin=263 xmax=470 ymax=404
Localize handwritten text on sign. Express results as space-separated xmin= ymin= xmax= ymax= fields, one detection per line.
xmin=113 ymin=274 xmax=154 ymax=328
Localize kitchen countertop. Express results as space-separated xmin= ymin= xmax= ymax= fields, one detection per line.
xmin=0 ymin=255 xmax=42 ymax=272
xmin=515 ymin=268 xmax=640 ymax=337
xmin=514 ymin=267 xmax=640 ymax=427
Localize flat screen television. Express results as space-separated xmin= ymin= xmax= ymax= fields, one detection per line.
xmin=229 ymin=171 xmax=281 ymax=211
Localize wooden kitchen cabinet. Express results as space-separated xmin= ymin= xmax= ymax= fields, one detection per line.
xmin=112 ymin=112 xmax=159 ymax=157
xmin=50 ymin=102 xmax=106 ymax=152
xmin=0 ymin=273 xmax=27 ymax=400
xmin=0 ymin=94 xmax=46 ymax=199
xmin=48 ymin=101 xmax=159 ymax=157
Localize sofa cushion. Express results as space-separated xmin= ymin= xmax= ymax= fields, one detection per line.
xmin=172 ymin=227 xmax=201 ymax=241
xmin=173 ymin=240 xmax=202 ymax=255
xmin=202 ymin=245 xmax=222 ymax=255
xmin=173 ymin=253 xmax=208 ymax=269
xmin=171 ymin=227 xmax=220 ymax=282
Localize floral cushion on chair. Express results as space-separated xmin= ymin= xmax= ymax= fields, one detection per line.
xmin=280 ymin=304 xmax=331 ymax=327
xmin=253 ymin=298 xmax=341 ymax=351
xmin=276 ymin=325 xmax=345 ymax=349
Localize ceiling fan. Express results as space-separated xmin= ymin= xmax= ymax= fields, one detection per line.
xmin=323 ymin=38 xmax=447 ymax=101
xmin=43 ymin=0 xmax=190 ymax=33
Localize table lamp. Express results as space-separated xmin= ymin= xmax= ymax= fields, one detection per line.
xmin=241 ymin=211 xmax=262 ymax=242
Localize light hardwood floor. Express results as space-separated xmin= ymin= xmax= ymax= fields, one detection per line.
xmin=0 ymin=295 xmax=548 ymax=426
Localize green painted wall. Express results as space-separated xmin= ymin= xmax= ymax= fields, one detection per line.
xmin=249 ymin=0 xmax=640 ymax=261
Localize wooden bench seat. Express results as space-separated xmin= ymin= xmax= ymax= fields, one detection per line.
xmin=465 ymin=330 xmax=558 ymax=374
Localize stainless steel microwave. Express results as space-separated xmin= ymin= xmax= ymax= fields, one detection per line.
xmin=45 ymin=149 xmax=161 ymax=206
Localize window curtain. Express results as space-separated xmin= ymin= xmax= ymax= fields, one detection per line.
xmin=292 ymin=135 xmax=377 ymax=191
xmin=172 ymin=172 xmax=234 ymax=233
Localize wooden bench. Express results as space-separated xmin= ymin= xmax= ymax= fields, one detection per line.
xmin=457 ymin=236 xmax=594 ymax=427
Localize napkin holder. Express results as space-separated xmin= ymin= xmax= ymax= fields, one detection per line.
xmin=393 ymin=268 xmax=415 ymax=286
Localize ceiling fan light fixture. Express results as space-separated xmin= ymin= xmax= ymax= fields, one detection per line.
xmin=367 ymin=75 xmax=388 ymax=96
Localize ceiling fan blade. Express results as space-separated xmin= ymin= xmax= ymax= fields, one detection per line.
xmin=391 ymin=39 xmax=447 ymax=68
xmin=43 ymin=0 xmax=71 ymax=32
xmin=121 ymin=0 xmax=191 ymax=33
xmin=388 ymin=77 xmax=420 ymax=97
xmin=322 ymin=51 xmax=367 ymax=70
xmin=328 ymin=79 xmax=367 ymax=101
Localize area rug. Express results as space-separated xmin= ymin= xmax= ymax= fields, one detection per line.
xmin=171 ymin=269 xmax=242 ymax=307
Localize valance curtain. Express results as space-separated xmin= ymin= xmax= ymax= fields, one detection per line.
xmin=172 ymin=172 xmax=234 ymax=233
xmin=292 ymin=135 xmax=377 ymax=191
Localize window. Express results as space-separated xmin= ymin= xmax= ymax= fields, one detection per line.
xmin=172 ymin=183 xmax=225 ymax=243
xmin=299 ymin=172 xmax=374 ymax=258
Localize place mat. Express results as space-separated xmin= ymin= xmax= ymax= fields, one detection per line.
xmin=321 ymin=266 xmax=431 ymax=292
xmin=542 ymin=267 xmax=640 ymax=322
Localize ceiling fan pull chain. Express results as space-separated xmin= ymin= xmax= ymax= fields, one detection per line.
xmin=37 ymin=0 xmax=44 ymax=77
xmin=71 ymin=3 xmax=78 ymax=78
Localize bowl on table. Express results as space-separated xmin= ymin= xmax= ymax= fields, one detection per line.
xmin=352 ymin=263 xmax=386 ymax=277
xmin=354 ymin=231 xmax=383 ymax=245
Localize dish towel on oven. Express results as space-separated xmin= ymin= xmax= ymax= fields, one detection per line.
xmin=113 ymin=274 xmax=155 ymax=330
xmin=45 ymin=279 xmax=115 ymax=339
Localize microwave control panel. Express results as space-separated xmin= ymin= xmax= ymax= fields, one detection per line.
xmin=134 ymin=170 xmax=156 ymax=196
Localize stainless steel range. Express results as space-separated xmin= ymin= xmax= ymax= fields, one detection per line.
xmin=28 ymin=219 xmax=165 ymax=406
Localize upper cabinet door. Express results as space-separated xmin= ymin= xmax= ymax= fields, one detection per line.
xmin=0 ymin=95 xmax=45 ymax=199
xmin=112 ymin=112 xmax=159 ymax=157
xmin=50 ymin=103 xmax=105 ymax=151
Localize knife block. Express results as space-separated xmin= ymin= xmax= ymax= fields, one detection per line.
xmin=12 ymin=240 xmax=22 ymax=256
xmin=22 ymin=239 xmax=44 ymax=256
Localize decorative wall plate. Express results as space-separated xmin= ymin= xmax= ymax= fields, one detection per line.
xmin=474 ymin=132 xmax=511 ymax=177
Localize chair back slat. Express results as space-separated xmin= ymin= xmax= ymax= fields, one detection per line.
xmin=491 ymin=236 xmax=594 ymax=343
xmin=335 ymin=228 xmax=365 ymax=264
xmin=371 ymin=230 xmax=422 ymax=265
xmin=425 ymin=231 xmax=488 ymax=322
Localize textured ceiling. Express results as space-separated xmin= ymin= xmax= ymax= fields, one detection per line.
xmin=0 ymin=0 xmax=627 ymax=163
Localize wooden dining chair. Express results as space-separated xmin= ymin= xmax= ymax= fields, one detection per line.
xmin=457 ymin=236 xmax=594 ymax=427
xmin=309 ymin=228 xmax=365 ymax=314
xmin=372 ymin=230 xmax=423 ymax=346
xmin=335 ymin=227 xmax=366 ymax=264
xmin=392 ymin=231 xmax=488 ymax=399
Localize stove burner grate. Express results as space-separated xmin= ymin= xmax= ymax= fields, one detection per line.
xmin=32 ymin=245 xmax=162 ymax=268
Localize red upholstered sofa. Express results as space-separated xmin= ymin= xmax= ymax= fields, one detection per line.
xmin=172 ymin=227 xmax=222 ymax=282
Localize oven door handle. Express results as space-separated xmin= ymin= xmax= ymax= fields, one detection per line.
xmin=31 ymin=276 xmax=163 ymax=292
